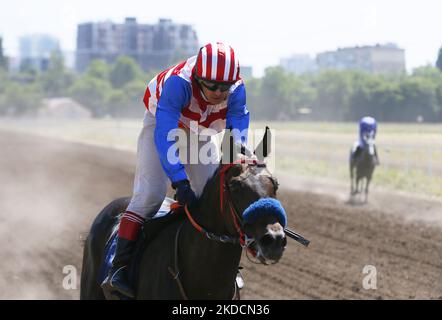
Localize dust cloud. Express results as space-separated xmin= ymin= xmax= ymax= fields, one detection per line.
xmin=0 ymin=130 xmax=135 ymax=299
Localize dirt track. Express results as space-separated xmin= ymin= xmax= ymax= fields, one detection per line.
xmin=1 ymin=130 xmax=441 ymax=299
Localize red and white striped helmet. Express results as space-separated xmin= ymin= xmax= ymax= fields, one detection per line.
xmin=195 ymin=42 xmax=240 ymax=83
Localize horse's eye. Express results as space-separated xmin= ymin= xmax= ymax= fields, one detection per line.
xmin=230 ymin=165 xmax=242 ymax=177
xmin=228 ymin=178 xmax=242 ymax=189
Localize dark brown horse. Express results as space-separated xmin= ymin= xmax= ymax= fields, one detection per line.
xmin=80 ymin=129 xmax=287 ymax=299
xmin=350 ymin=135 xmax=379 ymax=203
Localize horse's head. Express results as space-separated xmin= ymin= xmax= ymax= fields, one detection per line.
xmin=362 ymin=131 xmax=376 ymax=156
xmin=221 ymin=127 xmax=287 ymax=264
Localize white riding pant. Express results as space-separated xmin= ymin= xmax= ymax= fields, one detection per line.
xmin=126 ymin=111 xmax=220 ymax=219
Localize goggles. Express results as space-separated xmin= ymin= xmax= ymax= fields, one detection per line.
xmin=195 ymin=76 xmax=235 ymax=92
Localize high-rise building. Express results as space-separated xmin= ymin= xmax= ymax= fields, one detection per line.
xmin=76 ymin=17 xmax=199 ymax=73
xmin=280 ymin=54 xmax=318 ymax=75
xmin=316 ymin=43 xmax=405 ymax=74
xmin=19 ymin=34 xmax=61 ymax=72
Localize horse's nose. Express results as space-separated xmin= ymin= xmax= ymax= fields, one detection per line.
xmin=258 ymin=233 xmax=287 ymax=249
xmin=257 ymin=233 xmax=286 ymax=263
xmin=258 ymin=234 xmax=274 ymax=247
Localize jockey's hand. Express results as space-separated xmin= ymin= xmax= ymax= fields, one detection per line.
xmin=172 ymin=179 xmax=197 ymax=208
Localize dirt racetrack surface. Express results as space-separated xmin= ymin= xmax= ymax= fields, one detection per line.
xmin=1 ymin=130 xmax=441 ymax=299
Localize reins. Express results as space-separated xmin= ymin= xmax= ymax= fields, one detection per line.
xmin=173 ymin=159 xmax=267 ymax=250
xmin=168 ymin=158 xmax=273 ymax=299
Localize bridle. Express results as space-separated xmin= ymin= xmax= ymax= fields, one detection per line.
xmin=168 ymin=158 xmax=277 ymax=299
xmin=173 ymin=158 xmax=273 ymax=251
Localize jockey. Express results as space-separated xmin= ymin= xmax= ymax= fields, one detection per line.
xmin=101 ymin=42 xmax=250 ymax=298
xmin=350 ymin=116 xmax=380 ymax=164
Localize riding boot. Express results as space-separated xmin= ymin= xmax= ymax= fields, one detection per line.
xmin=101 ymin=236 xmax=136 ymax=298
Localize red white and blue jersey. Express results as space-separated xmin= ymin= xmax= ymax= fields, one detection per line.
xmin=142 ymin=56 xmax=250 ymax=183
xmin=143 ymin=55 xmax=247 ymax=134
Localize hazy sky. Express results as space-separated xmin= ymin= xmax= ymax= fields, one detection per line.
xmin=1 ymin=0 xmax=441 ymax=76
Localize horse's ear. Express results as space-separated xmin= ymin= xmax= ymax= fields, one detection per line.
xmin=221 ymin=126 xmax=235 ymax=163
xmin=254 ymin=126 xmax=272 ymax=161
xmin=221 ymin=126 xmax=244 ymax=163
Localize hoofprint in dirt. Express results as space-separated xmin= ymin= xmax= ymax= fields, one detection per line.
xmin=0 ymin=130 xmax=441 ymax=299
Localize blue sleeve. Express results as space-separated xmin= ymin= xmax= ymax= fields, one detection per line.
xmin=226 ymin=83 xmax=250 ymax=144
xmin=154 ymin=76 xmax=191 ymax=183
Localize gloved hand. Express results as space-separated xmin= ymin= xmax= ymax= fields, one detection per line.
xmin=172 ymin=179 xmax=197 ymax=208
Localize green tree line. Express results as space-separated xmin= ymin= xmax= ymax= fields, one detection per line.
xmin=0 ymin=52 xmax=157 ymax=118
xmin=249 ymin=66 xmax=442 ymax=122
xmin=1 ymin=52 xmax=442 ymax=122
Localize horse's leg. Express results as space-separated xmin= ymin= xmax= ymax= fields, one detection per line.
xmin=350 ymin=163 xmax=355 ymax=195
xmin=356 ymin=177 xmax=364 ymax=202
xmin=80 ymin=197 xmax=131 ymax=300
xmin=80 ymin=233 xmax=106 ymax=300
xmin=355 ymin=177 xmax=360 ymax=194
xmin=364 ymin=176 xmax=371 ymax=203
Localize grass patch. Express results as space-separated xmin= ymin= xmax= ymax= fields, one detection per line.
xmin=277 ymin=156 xmax=442 ymax=199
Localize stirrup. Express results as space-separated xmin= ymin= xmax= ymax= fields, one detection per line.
xmin=101 ymin=266 xmax=135 ymax=299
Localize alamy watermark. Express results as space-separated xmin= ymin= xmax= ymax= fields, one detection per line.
xmin=62 ymin=265 xmax=78 ymax=290
xmin=165 ymin=121 xmax=277 ymax=172
xmin=362 ymin=265 xmax=377 ymax=290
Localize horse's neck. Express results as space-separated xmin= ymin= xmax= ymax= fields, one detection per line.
xmin=357 ymin=148 xmax=375 ymax=170
xmin=179 ymin=171 xmax=242 ymax=299
xmin=196 ymin=172 xmax=238 ymax=236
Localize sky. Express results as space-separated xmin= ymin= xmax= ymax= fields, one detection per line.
xmin=1 ymin=0 xmax=441 ymax=76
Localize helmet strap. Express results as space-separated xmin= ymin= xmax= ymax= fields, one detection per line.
xmin=192 ymin=70 xmax=210 ymax=102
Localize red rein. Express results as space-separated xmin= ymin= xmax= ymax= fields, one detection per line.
xmin=174 ymin=159 xmax=262 ymax=254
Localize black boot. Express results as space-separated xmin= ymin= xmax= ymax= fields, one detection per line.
xmin=101 ymin=237 xmax=136 ymax=299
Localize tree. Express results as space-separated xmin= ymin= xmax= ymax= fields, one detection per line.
xmin=0 ymin=37 xmax=7 ymax=70
xmin=86 ymin=60 xmax=110 ymax=81
xmin=349 ymin=74 xmax=402 ymax=121
xmin=100 ymin=79 xmax=150 ymax=118
xmin=69 ymin=76 xmax=112 ymax=117
xmin=312 ymin=70 xmax=354 ymax=121
xmin=39 ymin=51 xmax=75 ymax=97
xmin=258 ymin=67 xmax=293 ymax=120
xmin=0 ymin=82 xmax=43 ymax=116
xmin=110 ymin=56 xmax=142 ymax=89
xmin=0 ymin=69 xmax=8 ymax=93
xmin=243 ymin=77 xmax=262 ymax=118
xmin=284 ymin=74 xmax=316 ymax=119
xmin=399 ymin=77 xmax=438 ymax=122
xmin=106 ymin=89 xmax=130 ymax=117
xmin=436 ymin=47 xmax=442 ymax=72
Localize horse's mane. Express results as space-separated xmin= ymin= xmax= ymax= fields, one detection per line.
xmin=199 ymin=161 xmax=225 ymax=201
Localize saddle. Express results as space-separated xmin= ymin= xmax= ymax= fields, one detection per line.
xmin=98 ymin=197 xmax=186 ymax=292
xmin=99 ymin=197 xmax=244 ymax=299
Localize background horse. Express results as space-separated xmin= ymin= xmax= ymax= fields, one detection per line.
xmin=350 ymin=134 xmax=378 ymax=203
xmin=80 ymin=129 xmax=287 ymax=299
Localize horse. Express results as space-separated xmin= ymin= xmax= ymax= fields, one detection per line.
xmin=80 ymin=128 xmax=287 ymax=299
xmin=349 ymin=133 xmax=378 ymax=203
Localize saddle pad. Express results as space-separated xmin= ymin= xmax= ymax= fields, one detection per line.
xmin=98 ymin=197 xmax=181 ymax=286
